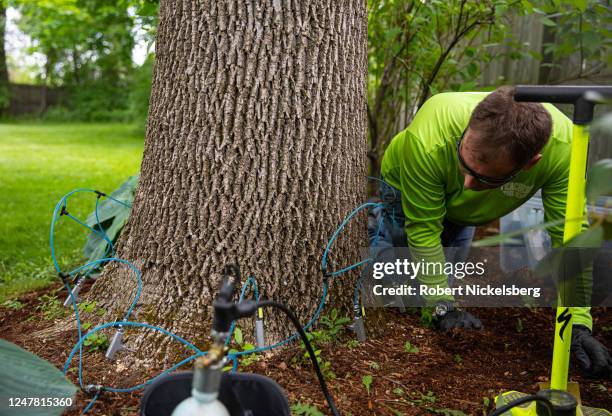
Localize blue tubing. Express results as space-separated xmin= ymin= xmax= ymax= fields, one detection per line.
xmin=69 ymin=258 xmax=142 ymax=321
xmin=226 ymin=276 xmax=260 ymax=347
xmin=50 ymin=189 xmax=131 ymax=274
xmin=321 ymin=202 xmax=383 ymax=275
xmin=56 ymin=185 xmax=379 ymax=412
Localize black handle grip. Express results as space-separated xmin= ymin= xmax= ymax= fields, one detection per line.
xmin=514 ymin=85 xmax=612 ymax=103
xmin=515 ymin=85 xmax=612 ymax=124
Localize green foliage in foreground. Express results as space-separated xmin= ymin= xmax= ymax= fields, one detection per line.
xmin=0 ymin=339 xmax=77 ymax=415
xmin=291 ymin=402 xmax=324 ymax=416
xmin=0 ymin=122 xmax=143 ymax=301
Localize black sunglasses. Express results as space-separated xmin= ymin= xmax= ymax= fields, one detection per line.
xmin=456 ymin=131 xmax=522 ymax=186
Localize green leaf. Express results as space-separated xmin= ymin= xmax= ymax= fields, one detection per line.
xmin=362 ymin=374 xmax=373 ymax=395
xmin=291 ymin=402 xmax=325 ymax=416
xmin=83 ymin=175 xmax=138 ymax=263
xmin=242 ymin=343 xmax=255 ymax=351
xmin=467 ymin=62 xmax=479 ymax=78
xmin=404 ymin=341 xmax=420 ymax=353
xmin=234 ymin=327 xmax=243 ymax=346
xmin=495 ymin=4 xmax=508 ymax=17
xmin=571 ymin=0 xmax=587 ymax=12
xmin=587 ymin=159 xmax=612 ymax=201
xmin=0 ymin=340 xmax=77 ymax=415
xmin=539 ymin=17 xmax=557 ymax=27
xmin=483 ymin=397 xmax=491 ymax=409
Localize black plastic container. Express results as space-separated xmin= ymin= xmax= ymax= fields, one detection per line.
xmin=140 ymin=371 xmax=291 ymax=416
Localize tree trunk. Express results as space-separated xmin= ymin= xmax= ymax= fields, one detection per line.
xmin=0 ymin=3 xmax=10 ymax=114
xmin=91 ymin=0 xmax=368 ymax=363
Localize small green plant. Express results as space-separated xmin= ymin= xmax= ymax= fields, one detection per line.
xmin=291 ymin=402 xmax=324 ymax=416
xmin=369 ymin=361 xmax=380 ymax=371
xmin=79 ymin=301 xmax=96 ymax=313
xmin=318 ymin=308 xmax=350 ymax=344
xmin=228 ymin=327 xmax=259 ymax=368
xmin=296 ymin=336 xmax=335 ymax=380
xmin=393 ymin=387 xmax=405 ymax=396
xmin=78 ymin=301 xmax=106 ymax=316
xmin=319 ymin=359 xmax=336 ymax=381
xmin=404 ymin=341 xmax=419 ymax=353
xmin=346 ymin=339 xmax=360 ymax=349
xmin=453 ymin=353 xmax=463 ymax=364
xmin=36 ymin=295 xmax=66 ymax=320
xmin=2 ymin=299 xmax=23 ymax=310
xmin=516 ymin=318 xmax=524 ymax=333
xmin=601 ymin=325 xmax=612 ymax=333
xmin=82 ymin=322 xmax=92 ymax=330
xmin=295 ymin=309 xmax=350 ymax=370
xmin=594 ymin=383 xmax=607 ymax=392
xmin=483 ymin=397 xmax=491 ymax=411
xmin=362 ymin=374 xmax=373 ymax=395
xmin=83 ymin=333 xmax=109 ymax=352
xmin=421 ymin=391 xmax=436 ymax=404
xmin=296 ymin=340 xmax=335 ymax=380
xmin=420 ymin=308 xmax=435 ymax=329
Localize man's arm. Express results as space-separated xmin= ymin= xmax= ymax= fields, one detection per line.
xmin=399 ymin=132 xmax=452 ymax=305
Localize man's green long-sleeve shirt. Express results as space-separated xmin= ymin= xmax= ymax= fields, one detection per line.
xmin=380 ymin=92 xmax=591 ymax=329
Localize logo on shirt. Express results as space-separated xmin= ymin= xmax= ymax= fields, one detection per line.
xmin=500 ymin=182 xmax=533 ymax=199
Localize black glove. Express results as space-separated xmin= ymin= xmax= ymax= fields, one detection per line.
xmin=434 ymin=302 xmax=483 ymax=330
xmin=571 ymin=324 xmax=612 ymax=378
xmin=438 ymin=310 xmax=483 ymax=330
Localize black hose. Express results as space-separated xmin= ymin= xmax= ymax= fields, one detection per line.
xmin=488 ymin=395 xmax=555 ymax=416
xmin=257 ymin=300 xmax=340 ymax=416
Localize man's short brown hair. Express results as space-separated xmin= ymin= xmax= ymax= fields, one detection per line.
xmin=468 ymin=86 xmax=552 ymax=166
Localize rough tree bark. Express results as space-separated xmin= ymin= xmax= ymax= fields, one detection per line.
xmin=91 ymin=0 xmax=368 ymax=362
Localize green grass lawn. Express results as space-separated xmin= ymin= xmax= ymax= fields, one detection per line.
xmin=0 ymin=122 xmax=143 ymax=302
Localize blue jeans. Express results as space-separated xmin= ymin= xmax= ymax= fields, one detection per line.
xmin=368 ymin=178 xmax=475 ymax=263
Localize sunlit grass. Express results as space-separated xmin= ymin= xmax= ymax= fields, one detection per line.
xmin=0 ymin=123 xmax=143 ymax=301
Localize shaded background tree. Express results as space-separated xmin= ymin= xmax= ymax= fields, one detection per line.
xmin=88 ymin=0 xmax=368 ymax=359
xmin=0 ymin=0 xmax=9 ymax=114
xmin=366 ymin=0 xmax=611 ymax=181
xmin=8 ymin=0 xmax=151 ymax=119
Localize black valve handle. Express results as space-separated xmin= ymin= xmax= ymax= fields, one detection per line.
xmin=514 ymin=85 xmax=612 ymax=125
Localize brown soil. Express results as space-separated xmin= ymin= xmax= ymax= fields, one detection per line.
xmin=2 ymin=279 xmax=611 ymax=416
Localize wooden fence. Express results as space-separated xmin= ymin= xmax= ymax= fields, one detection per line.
xmin=7 ymin=83 xmax=65 ymax=116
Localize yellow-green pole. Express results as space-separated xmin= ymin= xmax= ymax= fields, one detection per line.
xmin=550 ymin=123 xmax=589 ymax=390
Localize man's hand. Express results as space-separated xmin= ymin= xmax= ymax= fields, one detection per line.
xmin=571 ymin=325 xmax=612 ymax=378
xmin=434 ymin=302 xmax=483 ymax=330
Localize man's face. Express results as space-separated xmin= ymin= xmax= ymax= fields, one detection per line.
xmin=457 ymin=129 xmax=523 ymax=191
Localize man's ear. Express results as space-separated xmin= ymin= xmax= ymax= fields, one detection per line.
xmin=524 ymin=154 xmax=542 ymax=171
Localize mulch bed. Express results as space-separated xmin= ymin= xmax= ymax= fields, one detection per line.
xmin=2 ymin=280 xmax=611 ymax=415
